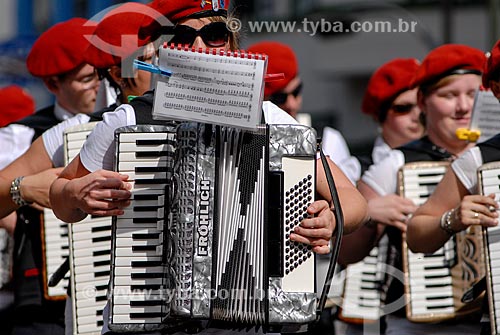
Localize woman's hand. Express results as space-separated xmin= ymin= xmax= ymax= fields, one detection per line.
xmin=64 ymin=169 xmax=132 ymax=217
xmin=290 ymin=199 xmax=336 ymax=255
xmin=450 ymin=193 xmax=498 ymax=231
xmin=367 ymin=194 xmax=417 ymax=232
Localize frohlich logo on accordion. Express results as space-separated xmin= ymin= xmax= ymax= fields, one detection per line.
xmin=198 ymin=180 xmax=211 ymax=256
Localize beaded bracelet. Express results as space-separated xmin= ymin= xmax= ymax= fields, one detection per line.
xmin=439 ymin=208 xmax=456 ymax=235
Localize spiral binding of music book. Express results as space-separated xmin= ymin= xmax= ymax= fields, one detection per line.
xmin=153 ymin=44 xmax=268 ymax=130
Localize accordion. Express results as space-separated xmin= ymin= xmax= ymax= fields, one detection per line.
xmin=338 ymin=235 xmax=390 ymax=323
xmin=39 ymin=123 xmax=100 ymax=301
xmin=55 ymin=122 xmax=116 ymax=335
xmin=108 ymin=123 xmax=320 ymax=332
xmin=398 ymin=162 xmax=484 ymax=322
xmin=477 ymin=162 xmax=500 ymax=335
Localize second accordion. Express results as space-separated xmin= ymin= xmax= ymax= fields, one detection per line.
xmin=108 ymin=123 xmax=319 ymax=332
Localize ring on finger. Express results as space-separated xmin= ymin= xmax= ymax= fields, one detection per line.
xmin=473 ymin=211 xmax=479 ymax=219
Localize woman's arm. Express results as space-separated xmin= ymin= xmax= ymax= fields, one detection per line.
xmin=0 ymin=137 xmax=58 ymax=218
xmin=315 ymin=156 xmax=368 ymax=235
xmin=289 ymin=156 xmax=368 ymax=255
xmin=408 ymin=169 xmax=498 ymax=253
xmin=338 ymin=180 xmax=417 ymax=265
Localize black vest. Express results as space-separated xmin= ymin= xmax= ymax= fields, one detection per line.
xmin=398 ymin=136 xmax=453 ymax=163
xmin=478 ymin=133 xmax=500 ymax=164
xmin=89 ymin=91 xmax=167 ymax=127
xmin=12 ymin=105 xmax=60 ymax=141
xmin=384 ymin=136 xmax=453 ymax=316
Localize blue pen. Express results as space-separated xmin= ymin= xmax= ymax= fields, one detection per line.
xmin=133 ymin=59 xmax=172 ymax=77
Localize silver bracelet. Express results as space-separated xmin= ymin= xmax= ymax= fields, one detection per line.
xmin=439 ymin=209 xmax=456 ymax=235
xmin=9 ymin=176 xmax=32 ymax=207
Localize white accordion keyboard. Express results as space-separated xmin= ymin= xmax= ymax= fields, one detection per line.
xmin=110 ymin=126 xmax=175 ymax=329
xmin=41 ymin=209 xmax=69 ymax=299
xmin=40 ymin=123 xmax=100 ymax=301
xmin=56 ymin=122 xmax=112 ymax=335
xmin=339 ymin=235 xmax=389 ymax=322
xmin=478 ymin=162 xmax=500 ymax=334
xmin=399 ymin=162 xmax=454 ymax=322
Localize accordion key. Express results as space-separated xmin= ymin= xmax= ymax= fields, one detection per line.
xmin=399 ymin=161 xmax=484 ymax=322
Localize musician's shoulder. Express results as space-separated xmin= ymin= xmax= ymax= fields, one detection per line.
xmin=128 ymin=90 xmax=155 ymax=107
xmin=262 ymin=101 xmax=297 ymax=125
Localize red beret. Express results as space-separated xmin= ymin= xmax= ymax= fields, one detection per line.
xmin=411 ymin=44 xmax=486 ymax=88
xmin=0 ymin=85 xmax=35 ymax=127
xmin=27 ymin=18 xmax=96 ymax=77
xmin=149 ymin=0 xmax=229 ymax=23
xmin=247 ymin=41 xmax=298 ymax=97
xmin=362 ymin=58 xmax=420 ymax=119
xmin=84 ymin=2 xmax=158 ymax=69
xmin=483 ymin=39 xmax=500 ymax=88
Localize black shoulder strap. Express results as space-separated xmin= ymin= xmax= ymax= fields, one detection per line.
xmin=398 ymin=136 xmax=452 ymax=163
xmin=130 ymin=91 xmax=168 ymax=126
xmin=478 ymin=134 xmax=500 ymax=164
xmin=11 ymin=105 xmax=59 ymax=142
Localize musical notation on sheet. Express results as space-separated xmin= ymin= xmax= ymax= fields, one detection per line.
xmin=457 ymin=90 xmax=500 ymax=143
xmin=153 ymin=46 xmax=267 ymax=129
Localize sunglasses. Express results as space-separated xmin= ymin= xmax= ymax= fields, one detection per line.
xmin=391 ymin=103 xmax=417 ymax=113
xmin=168 ymin=22 xmax=230 ymax=48
xmin=269 ymin=83 xmax=303 ymax=105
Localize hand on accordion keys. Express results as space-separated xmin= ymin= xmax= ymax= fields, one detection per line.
xmin=289 ymin=199 xmax=336 ymax=255
xmin=365 ymin=193 xmax=417 ymax=233
xmin=63 ymin=169 xmax=132 ymax=218
xmin=446 ymin=193 xmax=498 ymax=233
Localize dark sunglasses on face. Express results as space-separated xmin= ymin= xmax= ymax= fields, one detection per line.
xmin=391 ymin=103 xmax=417 ymax=113
xmin=269 ymin=83 xmax=303 ymax=105
xmin=168 ymin=22 xmax=230 ymax=48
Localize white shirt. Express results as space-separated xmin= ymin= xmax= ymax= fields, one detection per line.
xmin=80 ymin=101 xmax=297 ymax=172
xmin=451 ymin=146 xmax=483 ymax=194
xmin=42 ymin=114 xmax=91 ymax=168
xmin=321 ymin=131 xmax=395 ymax=185
xmin=0 ymin=102 xmax=75 ymax=169
xmin=361 ymin=148 xmax=406 ymax=196
xmin=371 ymin=135 xmax=393 ymax=165
xmin=321 ymin=126 xmax=360 ymax=184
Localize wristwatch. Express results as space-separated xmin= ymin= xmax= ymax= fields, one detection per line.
xmin=10 ymin=176 xmax=31 ymax=207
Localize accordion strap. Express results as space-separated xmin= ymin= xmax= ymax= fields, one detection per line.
xmin=48 ymin=258 xmax=69 ymax=287
xmin=317 ymin=146 xmax=344 ymax=320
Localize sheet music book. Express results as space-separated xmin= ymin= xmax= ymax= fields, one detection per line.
xmin=153 ymin=44 xmax=267 ymax=129
xmin=457 ymin=89 xmax=500 ymax=143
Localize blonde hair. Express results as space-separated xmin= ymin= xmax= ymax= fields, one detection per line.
xmin=419 ymin=73 xmax=480 ymax=96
